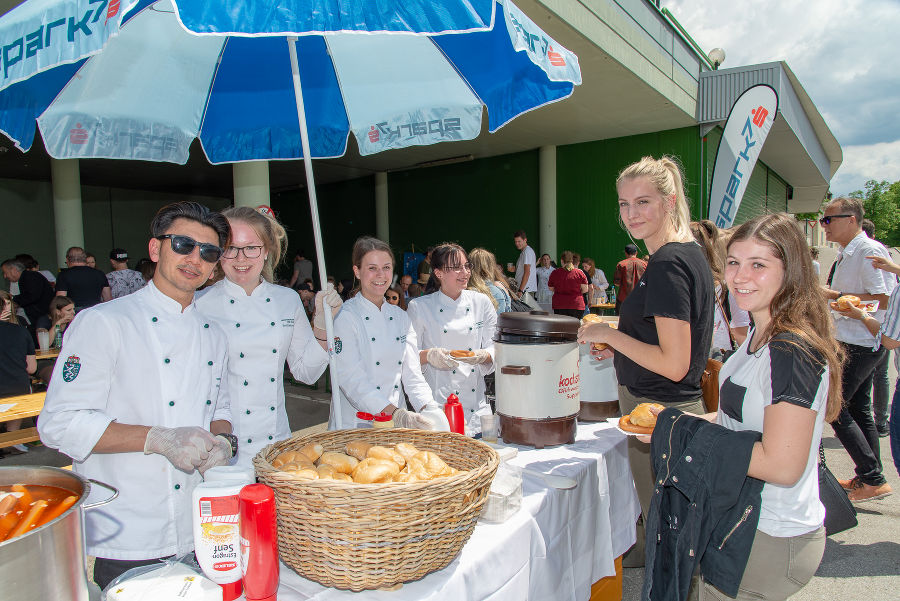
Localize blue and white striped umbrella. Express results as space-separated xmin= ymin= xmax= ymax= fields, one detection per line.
xmin=0 ymin=0 xmax=581 ymax=427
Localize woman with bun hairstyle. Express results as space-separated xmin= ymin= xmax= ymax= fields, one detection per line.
xmin=408 ymin=244 xmax=497 ymax=424
xmin=694 ymin=213 xmax=843 ymax=600
xmin=548 ymin=250 xmax=589 ymax=318
xmin=577 ymin=156 xmax=714 ymax=554
xmin=330 ymin=236 xmax=450 ymax=431
xmin=195 ymin=206 xmax=337 ymax=467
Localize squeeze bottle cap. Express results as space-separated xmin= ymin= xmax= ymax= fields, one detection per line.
xmin=373 ymin=413 xmax=393 ymax=422
xmin=356 ymin=411 xmax=374 ymax=420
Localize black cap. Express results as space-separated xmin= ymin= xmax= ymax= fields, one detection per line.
xmin=110 ymin=248 xmax=128 ymax=261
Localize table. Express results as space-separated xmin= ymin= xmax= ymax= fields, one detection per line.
xmin=589 ymin=303 xmax=616 ymax=316
xmin=35 ymin=349 xmax=60 ymax=360
xmin=276 ymin=422 xmax=640 ymax=601
xmin=0 ymin=392 xmax=45 ymax=448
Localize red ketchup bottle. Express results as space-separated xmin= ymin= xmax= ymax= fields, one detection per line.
xmin=239 ymin=484 xmax=279 ymax=601
xmin=444 ymin=394 xmax=465 ymax=434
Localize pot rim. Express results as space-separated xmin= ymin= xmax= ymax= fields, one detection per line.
xmin=0 ymin=465 xmax=90 ymax=546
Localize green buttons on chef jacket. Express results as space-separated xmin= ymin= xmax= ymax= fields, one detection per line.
xmin=230 ymin=299 xmax=235 ymax=304
xmin=443 ymin=329 xmax=447 ymax=333
xmin=268 ymin=436 xmax=273 ymax=440
xmin=439 ymin=308 xmax=443 ymax=312
xmin=164 ymin=358 xmax=170 ymax=364
xmin=270 ymin=377 xmax=275 ymax=382
xmin=270 ymin=406 xmax=275 ymax=411
xmin=204 ymin=323 xmax=209 ymax=328
xmin=206 ymin=400 xmax=212 ymax=405
xmin=395 ymin=337 xmax=399 ymax=341
xmin=376 ymin=386 xmax=381 ymax=390
xmin=243 ymin=380 xmax=248 ymax=386
xmin=471 ymin=388 xmax=475 ymax=392
xmin=397 ymin=361 xmax=401 ymax=365
xmin=376 ymin=361 xmax=380 ymax=365
xmin=371 ymin=337 xmax=376 ymax=341
xmin=247 ymin=438 xmax=252 ymax=443
xmin=468 ymin=327 xmax=472 ymax=331
xmin=394 ymin=385 xmax=398 ymax=389
xmin=365 ymin=316 xmax=369 ymax=320
xmin=468 ymin=348 xmax=472 ymax=351
xmin=235 ymin=323 xmax=240 ymax=328
xmin=472 ymin=369 xmax=476 ymax=373
xmin=389 ymin=316 xmax=393 ymax=320
xmin=174 ymin=484 xmax=181 ymax=490
xmin=169 ymin=401 xmax=175 ymax=406
xmin=240 ymin=352 xmax=244 ymax=358
xmin=246 ymin=410 xmax=251 ymax=414
xmin=270 ymin=321 xmax=275 ymax=326
xmin=452 ymin=370 xmax=456 ymax=374
xmin=466 ymin=308 xmax=470 ymax=312
xmin=266 ymin=298 xmax=270 ymax=302
xmin=208 ymin=361 xmax=213 ymax=365
xmin=151 ymin=317 xmax=158 ymax=322
xmin=272 ymin=349 xmax=277 ymax=353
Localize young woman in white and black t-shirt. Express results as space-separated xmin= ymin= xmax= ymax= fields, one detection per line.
xmin=699 ymin=213 xmax=844 ymax=601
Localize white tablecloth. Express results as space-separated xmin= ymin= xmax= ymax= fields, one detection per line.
xmin=276 ymin=422 xmax=640 ymax=601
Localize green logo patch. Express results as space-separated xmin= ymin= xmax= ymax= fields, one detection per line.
xmin=62 ymin=355 xmax=81 ymax=382
xmin=334 ymin=337 xmax=342 ymax=354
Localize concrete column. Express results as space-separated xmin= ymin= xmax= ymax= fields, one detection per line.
xmin=51 ymin=158 xmax=84 ymax=267
xmin=375 ymin=172 xmax=389 ymax=243
xmin=233 ymin=161 xmax=270 ymax=208
xmin=538 ymin=145 xmax=557 ymax=259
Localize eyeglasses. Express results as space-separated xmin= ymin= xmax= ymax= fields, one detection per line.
xmin=156 ymin=235 xmax=223 ymax=263
xmin=819 ymin=214 xmax=854 ymax=225
xmin=385 ymin=295 xmax=400 ymax=301
xmin=222 ymin=245 xmax=264 ymax=259
xmin=442 ymin=263 xmax=472 ymax=273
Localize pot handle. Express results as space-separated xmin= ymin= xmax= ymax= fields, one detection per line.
xmin=500 ymin=365 xmax=531 ymax=376
xmin=83 ymin=479 xmax=119 ymax=509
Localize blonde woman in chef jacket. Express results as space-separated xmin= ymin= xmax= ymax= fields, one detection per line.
xmin=330 ymin=236 xmax=450 ymax=431
xmin=195 ymin=207 xmax=340 ymax=467
xmin=407 ymin=243 xmax=497 ymax=427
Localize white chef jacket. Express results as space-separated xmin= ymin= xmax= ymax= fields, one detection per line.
xmin=195 ymin=278 xmax=328 ymax=467
xmin=407 ymin=290 xmax=497 ymax=414
xmin=38 ymin=281 xmax=231 ymax=560
xmin=329 ymin=294 xmax=433 ymax=430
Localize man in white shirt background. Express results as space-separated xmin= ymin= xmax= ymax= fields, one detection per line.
xmin=821 ymin=197 xmax=894 ymax=502
xmin=39 ymin=202 xmax=237 ymax=588
xmin=509 ymin=229 xmax=540 ymax=309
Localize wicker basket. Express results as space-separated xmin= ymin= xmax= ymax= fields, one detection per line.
xmin=253 ymin=428 xmax=499 ymax=591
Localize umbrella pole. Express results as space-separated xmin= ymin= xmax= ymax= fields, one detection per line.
xmin=287 ymin=36 xmax=341 ymax=428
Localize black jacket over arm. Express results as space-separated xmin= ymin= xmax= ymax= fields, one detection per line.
xmin=13 ymin=270 xmax=53 ymax=325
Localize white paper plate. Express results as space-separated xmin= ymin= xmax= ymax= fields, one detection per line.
xmin=605 ymin=416 xmax=650 ymax=437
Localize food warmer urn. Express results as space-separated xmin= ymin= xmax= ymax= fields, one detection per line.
xmin=494 ymin=312 xmax=580 ymax=448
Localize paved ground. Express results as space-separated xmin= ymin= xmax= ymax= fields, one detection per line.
xmin=4 ymin=375 xmax=898 ymax=600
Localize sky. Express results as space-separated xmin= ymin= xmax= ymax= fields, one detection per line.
xmin=663 ymin=0 xmax=900 ymax=196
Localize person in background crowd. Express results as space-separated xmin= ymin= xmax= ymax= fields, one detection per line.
xmin=469 ymin=248 xmax=512 ymax=314
xmin=56 ymin=247 xmax=111 ymax=311
xmin=509 ymin=230 xmax=540 ymax=309
xmin=691 ymin=220 xmax=750 ymax=358
xmin=195 ymin=206 xmax=337 ymax=468
xmin=548 ymin=250 xmax=588 ymax=319
xmin=135 ymin=258 xmax=156 ymax=283
xmin=861 ymin=218 xmax=875 ymax=238
xmin=535 ymin=253 xmax=554 ymax=312
xmin=15 ymin=253 xmax=56 ymax=288
xmin=409 ymin=243 xmax=497 ymax=429
xmin=2 ymin=258 xmax=54 ymax=330
xmin=417 ymin=247 xmax=434 ymax=287
xmin=85 ymin=253 xmax=97 ymax=269
xmin=582 ymin=257 xmax=609 ymax=308
xmin=107 ymin=248 xmax=147 ymax=299
xmin=329 ymin=236 xmax=449 ymax=431
xmin=578 ymin=156 xmax=713 ymax=569
xmin=35 ymin=296 xmax=76 ymax=383
xmin=613 ymin=243 xmax=647 ymax=314
xmin=820 ymin=196 xmax=894 ymax=501
xmin=39 ymin=202 xmax=236 ymax=588
xmin=407 ymin=282 xmax=425 ymax=299
xmin=385 ymin=286 xmax=406 ymax=310
xmin=288 ymin=249 xmax=314 ymax=290
xmin=0 ymin=290 xmax=36 ymax=456
xmin=399 ymin=274 xmax=413 ymax=301
xmin=809 ymin=247 xmax=821 ymax=277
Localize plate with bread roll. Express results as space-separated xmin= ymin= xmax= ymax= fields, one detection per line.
xmin=449 ymin=350 xmax=475 ymax=358
xmin=607 ymin=403 xmax=665 ymax=436
xmin=829 ymin=295 xmax=878 ymax=315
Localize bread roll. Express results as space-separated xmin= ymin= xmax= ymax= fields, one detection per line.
xmin=286 ymin=467 xmax=319 ymax=480
xmin=618 ymin=402 xmax=665 ymax=434
xmin=450 ymin=350 xmax=475 ymax=358
xmin=345 ymin=441 xmax=372 ymax=461
xmin=352 ymin=459 xmax=397 ymax=484
xmin=272 ymin=450 xmax=309 ymax=468
xmin=318 ymin=452 xmax=359 ymax=474
xmin=394 ymin=443 xmax=420 ymax=461
xmin=836 ymin=295 xmax=861 ymax=310
xmin=316 ymin=464 xmax=338 ymax=480
xmin=333 ymin=473 xmax=353 ymax=482
xmin=366 ymin=445 xmax=406 ymax=467
xmin=412 ymin=451 xmax=451 ymax=476
xmin=299 ymin=443 xmax=324 ymax=463
xmin=581 ymin=313 xmax=603 ymax=324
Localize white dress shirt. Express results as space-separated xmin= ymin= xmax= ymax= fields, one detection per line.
xmin=832 ymin=232 xmax=896 ymax=346
xmin=516 ymin=245 xmax=537 ymax=292
xmin=195 ymin=278 xmax=328 ymax=467
xmin=407 ymin=290 xmax=497 ymax=414
xmin=38 ymin=281 xmax=231 ymax=560
xmin=329 ymin=294 xmax=433 ymax=430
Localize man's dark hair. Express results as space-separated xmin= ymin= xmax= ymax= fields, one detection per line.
xmin=624 ymin=244 xmax=638 ymax=256
xmin=861 ymin=218 xmax=875 ymax=238
xmin=513 ymin=230 xmax=527 ymax=239
xmin=14 ymin=254 xmax=38 ymax=270
xmin=150 ymin=202 xmax=230 ymax=248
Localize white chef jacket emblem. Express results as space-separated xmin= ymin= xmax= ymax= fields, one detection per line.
xmin=38 ymin=281 xmax=231 ymax=560
xmin=407 ymin=290 xmax=497 ymax=414
xmin=330 ymin=294 xmax=433 ymax=430
xmin=195 ymin=278 xmax=328 ymax=467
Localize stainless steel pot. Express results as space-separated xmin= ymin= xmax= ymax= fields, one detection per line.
xmin=0 ymin=466 xmax=118 ymax=601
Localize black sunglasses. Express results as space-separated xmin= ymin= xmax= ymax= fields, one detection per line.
xmin=156 ymin=235 xmax=223 ymax=263
xmin=819 ymin=214 xmax=853 ymax=225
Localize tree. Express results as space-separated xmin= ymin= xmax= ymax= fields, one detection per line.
xmin=850 ymin=180 xmax=900 ymax=247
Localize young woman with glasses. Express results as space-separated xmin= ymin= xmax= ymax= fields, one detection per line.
xmin=407 ymin=243 xmax=497 ymax=430
xmin=195 ymin=206 xmax=340 ymax=468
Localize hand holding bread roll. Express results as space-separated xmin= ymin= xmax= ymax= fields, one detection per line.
xmin=618 ymin=403 xmax=665 ymax=434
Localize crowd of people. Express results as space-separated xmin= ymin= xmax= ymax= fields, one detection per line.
xmin=0 ymin=153 xmax=896 ymax=599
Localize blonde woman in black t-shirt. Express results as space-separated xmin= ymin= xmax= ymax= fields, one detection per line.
xmin=578 ymin=156 xmax=715 ymax=563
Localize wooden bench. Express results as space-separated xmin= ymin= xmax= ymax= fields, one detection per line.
xmin=0 ymin=392 xmax=45 ymax=449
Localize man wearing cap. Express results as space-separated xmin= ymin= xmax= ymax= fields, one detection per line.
xmin=107 ymin=248 xmax=147 ymax=299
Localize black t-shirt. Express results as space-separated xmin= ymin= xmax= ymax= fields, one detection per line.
xmin=0 ymin=321 xmax=34 ymax=397
xmin=14 ymin=269 xmax=54 ymax=324
xmin=56 ymin=266 xmax=108 ymax=309
xmin=614 ymin=241 xmax=714 ymax=402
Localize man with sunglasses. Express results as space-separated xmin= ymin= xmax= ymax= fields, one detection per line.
xmin=820 ymin=196 xmax=894 ymax=502
xmin=39 ymin=202 xmax=237 ymax=588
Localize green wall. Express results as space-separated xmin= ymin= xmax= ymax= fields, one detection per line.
xmin=556 ymin=127 xmax=703 ymax=280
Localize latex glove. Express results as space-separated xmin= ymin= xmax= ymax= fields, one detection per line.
xmin=419 ymin=402 xmax=451 ymax=432
xmin=455 ymin=349 xmax=492 ymax=365
xmin=144 ymin=426 xmax=218 ymax=473
xmin=197 ymin=436 xmax=233 ymax=476
xmin=393 ymin=407 xmax=436 ymax=430
xmin=426 ymin=348 xmax=458 ymax=370
xmin=313 ymin=283 xmax=343 ymax=330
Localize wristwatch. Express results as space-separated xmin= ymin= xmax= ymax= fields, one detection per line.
xmin=216 ymin=433 xmax=239 ymax=458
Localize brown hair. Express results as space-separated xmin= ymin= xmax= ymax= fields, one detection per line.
xmin=221 ymin=206 xmax=288 ymax=283
xmin=690 ymin=220 xmax=725 ymax=301
xmin=582 ymin=257 xmax=596 ymax=279
xmin=827 ymin=196 xmax=864 ymax=224
xmin=49 ymin=295 xmax=74 ymax=319
xmin=0 ymin=291 xmax=19 ymax=324
xmin=727 ymin=213 xmax=844 ymax=421
xmin=617 ymin=155 xmax=693 ymax=243
xmin=425 ymin=243 xmax=467 ymax=295
xmin=560 ymin=250 xmax=575 ymax=271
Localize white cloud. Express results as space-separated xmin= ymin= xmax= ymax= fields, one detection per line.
xmin=663 ymin=0 xmax=900 ymax=191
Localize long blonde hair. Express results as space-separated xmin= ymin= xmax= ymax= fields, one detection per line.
xmin=616 ymin=155 xmax=693 ymax=244
xmin=468 ymin=248 xmax=499 ymax=309
xmin=221 ymin=206 xmax=288 ymax=283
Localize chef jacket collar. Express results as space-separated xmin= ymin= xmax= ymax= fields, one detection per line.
xmin=146 ymin=279 xmax=197 ymax=315
xmin=438 ymin=289 xmax=464 ymax=306
xmin=222 ymin=275 xmax=266 ymax=299
xmin=357 ymin=293 xmax=389 ymax=315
